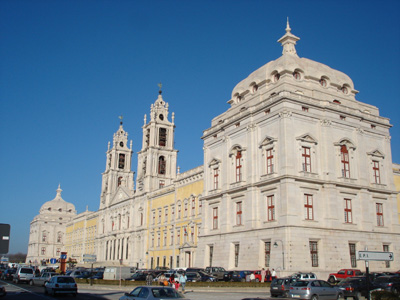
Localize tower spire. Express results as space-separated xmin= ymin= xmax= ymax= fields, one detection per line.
xmin=278 ymin=18 xmax=300 ymax=56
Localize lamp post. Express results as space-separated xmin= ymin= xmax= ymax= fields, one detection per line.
xmin=273 ymin=240 xmax=285 ymax=270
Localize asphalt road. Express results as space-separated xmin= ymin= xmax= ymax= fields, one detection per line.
xmin=0 ymin=280 xmax=273 ymax=300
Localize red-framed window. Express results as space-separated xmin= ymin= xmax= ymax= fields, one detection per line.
xmin=165 ymin=208 xmax=168 ymax=223
xmin=234 ymin=244 xmax=240 ymax=268
xmin=309 ymin=241 xmax=318 ymax=267
xmin=184 ymin=202 xmax=188 ymax=217
xmin=41 ymin=247 xmax=46 ymax=255
xmin=304 ymin=194 xmax=314 ymax=220
xmin=236 ymin=202 xmax=242 ymax=225
xmin=191 ymin=198 xmax=196 ymax=216
xmin=341 ymin=145 xmax=350 ymax=178
xmin=373 ymin=161 xmax=381 ymax=184
xmin=383 ymin=245 xmax=390 ymax=268
xmin=302 ymin=147 xmax=311 ymax=172
xmin=266 ymin=149 xmax=274 ymax=174
xmin=267 ymin=195 xmax=275 ymax=221
xmin=159 ymin=180 xmax=165 ymax=188
xmin=42 ymin=231 xmax=47 ymax=242
xmin=118 ymin=176 xmax=122 ymax=186
xmin=158 ymin=209 xmax=161 ymax=223
xmin=56 ymin=248 xmax=61 ymax=256
xmin=191 ymin=226 xmax=195 ymax=242
xmin=376 ymin=203 xmax=384 ymax=226
xmin=177 ymin=229 xmax=180 ymax=245
xmin=152 ymin=211 xmax=155 ymax=224
xmin=344 ymin=199 xmax=352 ymax=223
xmin=170 ymin=231 xmax=174 ymax=245
xmin=235 ymin=151 xmax=242 ymax=182
xmin=213 ymin=168 xmax=219 ymax=189
xmin=213 ymin=207 xmax=218 ymax=229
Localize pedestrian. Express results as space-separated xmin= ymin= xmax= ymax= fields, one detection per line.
xmin=271 ymin=268 xmax=277 ymax=280
xmin=146 ymin=272 xmax=153 ymax=286
xmin=158 ymin=273 xmax=166 ymax=286
xmin=266 ymin=268 xmax=271 ymax=282
xmin=250 ymin=272 xmax=255 ymax=282
xmin=179 ymin=272 xmax=187 ymax=293
xmin=169 ymin=273 xmax=175 ymax=287
xmin=260 ymin=268 xmax=267 ymax=283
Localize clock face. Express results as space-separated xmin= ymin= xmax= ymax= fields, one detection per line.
xmin=120 ymin=142 xmax=124 ymax=147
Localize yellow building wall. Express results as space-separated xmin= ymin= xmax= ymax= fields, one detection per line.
xmin=147 ymin=175 xmax=204 ymax=269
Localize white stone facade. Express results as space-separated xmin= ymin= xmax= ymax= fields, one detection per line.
xmin=195 ymin=22 xmax=400 ymax=279
xmin=26 ymin=186 xmax=77 ymax=264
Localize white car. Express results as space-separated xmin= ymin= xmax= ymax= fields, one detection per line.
xmin=44 ymin=275 xmax=78 ymax=297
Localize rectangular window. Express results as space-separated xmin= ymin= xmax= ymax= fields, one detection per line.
xmin=341 ymin=145 xmax=350 ymax=178
xmin=265 ymin=242 xmax=271 ymax=267
xmin=176 ymin=228 xmax=180 ymax=245
xmin=304 ymin=194 xmax=314 ymax=220
xmin=56 ymin=248 xmax=61 ymax=256
xmin=170 ymin=231 xmax=174 ymax=245
xmin=42 ymin=232 xmax=47 ymax=242
xmin=159 ymin=128 xmax=167 ymax=146
xmin=158 ymin=209 xmax=161 ymax=224
xmin=184 ymin=202 xmax=188 ymax=217
xmin=376 ymin=203 xmax=384 ymax=226
xmin=383 ymin=245 xmax=390 ymax=268
xmin=267 ymin=195 xmax=275 ymax=221
xmin=236 ymin=151 xmax=242 ymax=182
xmin=151 ymin=235 xmax=154 ymax=247
xmin=176 ymin=255 xmax=180 ymax=268
xmin=349 ymin=243 xmax=357 ymax=267
xmin=209 ymin=245 xmax=214 ymax=267
xmin=163 ymin=232 xmax=167 ymax=246
xmin=213 ymin=207 xmax=218 ymax=229
xmin=236 ymin=202 xmax=242 ymax=225
xmin=266 ymin=149 xmax=274 ymax=174
xmin=302 ymin=147 xmax=311 ymax=172
xmin=41 ymin=247 xmax=46 ymax=255
xmin=234 ymin=244 xmax=240 ymax=268
xmin=309 ymin=241 xmax=318 ymax=267
xmin=152 ymin=211 xmax=155 ymax=225
xmin=159 ymin=180 xmax=165 ymax=188
xmin=213 ymin=168 xmax=219 ymax=189
xmin=165 ymin=208 xmax=168 ymax=223
xmin=344 ymin=199 xmax=352 ymax=223
xmin=191 ymin=226 xmax=194 ymax=242
xmin=191 ymin=198 xmax=196 ymax=216
xmin=373 ymin=161 xmax=381 ymax=184
xmin=302 ymin=106 xmax=309 ymax=112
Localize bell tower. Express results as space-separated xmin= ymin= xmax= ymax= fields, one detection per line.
xmin=136 ymin=85 xmax=178 ymax=193
xmin=100 ymin=117 xmax=134 ymax=209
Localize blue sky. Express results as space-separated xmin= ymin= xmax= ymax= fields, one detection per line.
xmin=1 ymin=0 xmax=399 ymax=254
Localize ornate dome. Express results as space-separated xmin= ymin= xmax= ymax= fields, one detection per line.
xmin=39 ymin=185 xmax=76 ymax=215
xmin=230 ymin=20 xmax=357 ymax=104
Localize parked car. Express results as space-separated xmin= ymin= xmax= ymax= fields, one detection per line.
xmin=89 ymin=271 xmax=104 ymax=280
xmin=0 ymin=285 xmax=6 ymax=297
xmin=119 ymin=286 xmax=187 ymax=300
xmin=270 ymin=277 xmax=298 ymax=297
xmin=373 ymin=275 xmax=400 ymax=295
xmin=68 ymin=269 xmax=87 ymax=278
xmin=328 ymin=269 xmax=362 ymax=284
xmin=129 ymin=272 xmax=148 ymax=281
xmin=223 ymin=271 xmax=243 ymax=282
xmin=289 ymin=279 xmax=344 ymax=300
xmin=13 ymin=266 xmax=34 ymax=284
xmin=337 ymin=276 xmax=370 ymax=300
xmin=291 ymin=272 xmax=317 ymax=281
xmin=44 ymin=275 xmax=78 ymax=297
xmin=29 ymin=272 xmax=57 ymax=286
xmin=205 ymin=266 xmax=228 ymax=280
xmin=195 ymin=271 xmax=218 ymax=282
xmin=1 ymin=268 xmax=16 ymax=281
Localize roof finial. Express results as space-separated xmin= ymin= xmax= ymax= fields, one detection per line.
xmin=119 ymin=115 xmax=123 ymax=125
xmin=277 ymin=18 xmax=300 ymax=56
xmin=56 ymin=184 xmax=62 ymax=196
xmin=158 ymin=82 xmax=162 ymax=95
xmin=286 ymin=17 xmax=291 ymax=32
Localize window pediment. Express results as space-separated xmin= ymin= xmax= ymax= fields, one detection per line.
xmin=367 ymin=149 xmax=385 ymax=158
xmin=259 ymin=136 xmax=277 ymax=148
xmin=296 ymin=134 xmax=318 ymax=145
xmin=209 ymin=158 xmax=221 ymax=167
xmin=334 ymin=138 xmax=356 ymax=150
xmin=229 ymin=145 xmax=246 ymax=156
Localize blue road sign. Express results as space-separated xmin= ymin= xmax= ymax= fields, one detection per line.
xmin=60 ymin=254 xmax=67 ymax=260
xmin=50 ymin=258 xmax=57 ymax=264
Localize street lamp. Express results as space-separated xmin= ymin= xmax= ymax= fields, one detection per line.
xmin=273 ymin=240 xmax=285 ymax=270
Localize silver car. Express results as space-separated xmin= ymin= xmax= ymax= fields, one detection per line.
xmin=29 ymin=272 xmax=57 ymax=286
xmin=289 ymin=279 xmax=344 ymax=300
xmin=119 ymin=286 xmax=188 ymax=300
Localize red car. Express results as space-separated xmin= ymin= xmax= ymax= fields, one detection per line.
xmin=252 ymin=270 xmax=271 ymax=282
xmin=328 ymin=269 xmax=362 ymax=283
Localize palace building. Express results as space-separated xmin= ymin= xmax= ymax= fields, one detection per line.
xmin=27 ymin=23 xmax=400 ymax=277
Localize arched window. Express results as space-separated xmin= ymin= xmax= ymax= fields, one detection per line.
xmin=158 ymin=156 xmax=166 ymax=174
xmin=118 ymin=177 xmax=122 ymax=186
xmin=341 ymin=145 xmax=350 ymax=178
xmin=235 ymin=150 xmax=242 ymax=182
xmin=118 ymin=154 xmax=125 ymax=169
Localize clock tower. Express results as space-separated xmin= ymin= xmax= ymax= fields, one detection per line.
xmin=100 ymin=118 xmax=134 ymax=209
xmin=136 ymin=88 xmax=178 ymax=193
